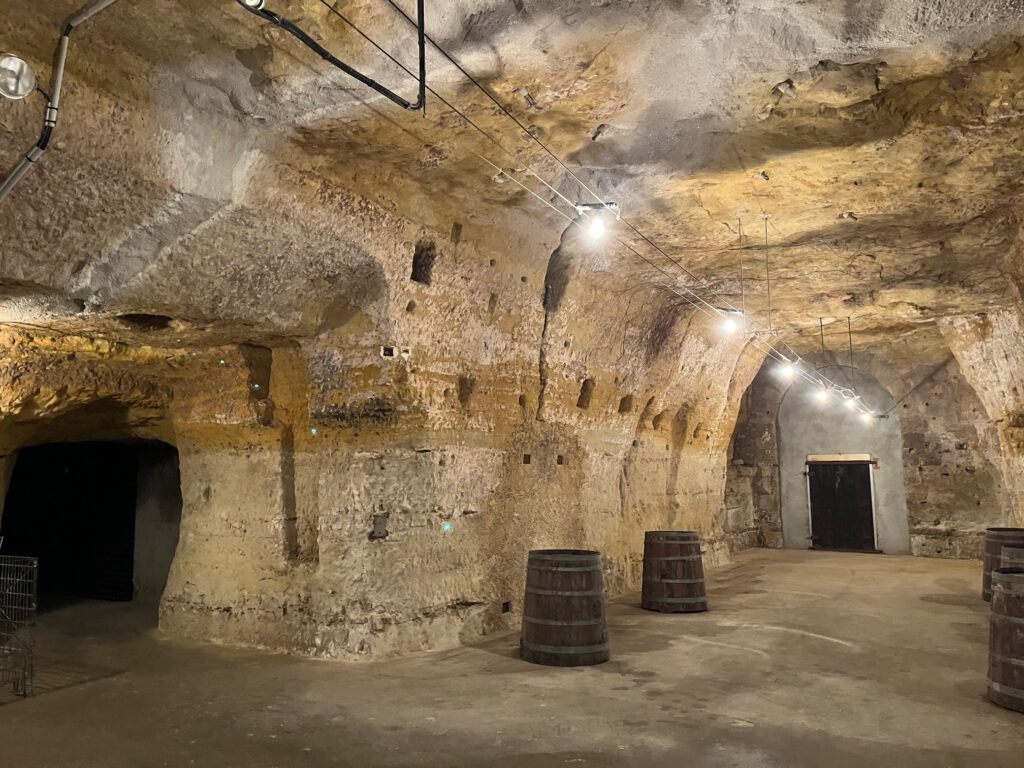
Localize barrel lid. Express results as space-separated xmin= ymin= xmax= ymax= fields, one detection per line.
xmin=992 ymin=567 xmax=1024 ymax=585
xmin=528 ymin=549 xmax=600 ymax=559
xmin=646 ymin=530 xmax=699 ymax=537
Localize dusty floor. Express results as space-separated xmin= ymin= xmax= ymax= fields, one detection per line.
xmin=1 ymin=550 xmax=1020 ymax=767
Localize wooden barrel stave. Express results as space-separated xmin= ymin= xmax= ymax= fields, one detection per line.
xmin=988 ymin=567 xmax=1024 ymax=714
xmin=641 ymin=531 xmax=708 ymax=613
xmin=520 ymin=549 xmax=609 ymax=666
xmin=983 ymin=528 xmax=1024 ymax=602
xmin=1001 ymin=546 xmax=1024 ymax=569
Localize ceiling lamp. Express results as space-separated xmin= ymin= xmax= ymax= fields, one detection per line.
xmin=815 ymin=386 xmax=830 ymax=404
xmin=0 ymin=54 xmax=36 ymax=100
xmin=575 ymin=202 xmax=619 ymax=243
xmin=715 ymin=307 xmax=744 ymax=335
xmin=778 ymin=360 xmax=796 ymax=381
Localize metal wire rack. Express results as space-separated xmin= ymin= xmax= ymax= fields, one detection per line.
xmin=0 ymin=555 xmax=38 ymax=696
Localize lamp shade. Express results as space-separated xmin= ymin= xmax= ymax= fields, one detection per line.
xmin=0 ymin=54 xmax=36 ymax=100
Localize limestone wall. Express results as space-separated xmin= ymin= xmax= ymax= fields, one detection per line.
xmin=0 ymin=203 xmax=764 ymax=660
xmin=727 ymin=335 xmax=1010 ymax=559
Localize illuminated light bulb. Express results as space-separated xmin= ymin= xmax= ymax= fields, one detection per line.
xmin=722 ymin=316 xmax=738 ymax=334
xmin=587 ymin=216 xmax=606 ymax=241
xmin=240 ymin=0 xmax=267 ymax=9
xmin=779 ymin=362 xmax=796 ymax=381
xmin=815 ymin=387 xmax=830 ymax=403
xmin=310 ymin=427 xmax=318 ymax=436
xmin=0 ymin=54 xmax=36 ymax=101
xmin=860 ymin=412 xmax=873 ymax=424
xmin=442 ymin=522 xmax=454 ymax=533
xmin=218 ymin=359 xmax=226 ymax=366
xmin=844 ymin=397 xmax=857 ymax=410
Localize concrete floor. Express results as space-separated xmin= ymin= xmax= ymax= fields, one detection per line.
xmin=1 ymin=550 xmax=1021 ymax=767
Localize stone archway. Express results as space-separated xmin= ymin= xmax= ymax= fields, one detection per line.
xmin=0 ymin=439 xmax=182 ymax=609
xmin=777 ymin=365 xmax=911 ymax=554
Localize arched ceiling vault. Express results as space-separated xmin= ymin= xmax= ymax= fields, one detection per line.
xmin=2 ymin=0 xmax=1024 ymax=352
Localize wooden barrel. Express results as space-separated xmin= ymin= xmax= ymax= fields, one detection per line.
xmin=1002 ymin=546 xmax=1024 ymax=569
xmin=520 ymin=549 xmax=609 ymax=666
xmin=988 ymin=567 xmax=1024 ymax=714
xmin=641 ymin=531 xmax=708 ymax=613
xmin=983 ymin=528 xmax=1024 ymax=601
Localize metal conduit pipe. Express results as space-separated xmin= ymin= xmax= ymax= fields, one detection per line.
xmin=0 ymin=0 xmax=121 ymax=205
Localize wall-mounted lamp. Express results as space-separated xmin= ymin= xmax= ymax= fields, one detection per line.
xmin=0 ymin=0 xmax=122 ymax=205
xmin=0 ymin=54 xmax=36 ymax=100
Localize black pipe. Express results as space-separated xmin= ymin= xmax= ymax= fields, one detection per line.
xmin=237 ymin=0 xmax=426 ymax=112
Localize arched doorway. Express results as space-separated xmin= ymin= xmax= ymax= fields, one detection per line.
xmin=0 ymin=440 xmax=182 ymax=611
xmin=777 ymin=365 xmax=911 ymax=554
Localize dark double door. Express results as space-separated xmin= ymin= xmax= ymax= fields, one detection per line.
xmin=807 ymin=462 xmax=876 ymax=552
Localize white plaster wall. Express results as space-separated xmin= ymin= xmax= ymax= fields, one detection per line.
xmin=777 ymin=365 xmax=911 ymax=554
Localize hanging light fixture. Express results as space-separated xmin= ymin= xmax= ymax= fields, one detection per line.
xmin=860 ymin=411 xmax=874 ymax=424
xmin=0 ymin=54 xmax=36 ymax=100
xmin=778 ymin=360 xmax=796 ymax=381
xmin=716 ymin=307 xmax=744 ymax=335
xmin=575 ymin=201 xmax=619 ymax=243
xmin=815 ymin=386 xmax=830 ymax=404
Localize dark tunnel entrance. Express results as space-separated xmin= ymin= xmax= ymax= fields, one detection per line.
xmin=0 ymin=441 xmax=182 ymax=611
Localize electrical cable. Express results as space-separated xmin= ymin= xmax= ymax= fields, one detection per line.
xmin=317 ymin=4 xmax=869 ymax=409
xmin=383 ymin=0 xmax=744 ymax=316
xmin=235 ymin=0 xmax=426 ymax=112
xmin=0 ymin=0 xmax=122 ymax=204
xmin=480 ymin=154 xmax=865 ymax=402
xmin=268 ymin=2 xmax=870 ymax=410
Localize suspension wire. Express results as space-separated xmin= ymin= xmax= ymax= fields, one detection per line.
xmin=480 ymin=156 xmax=863 ymax=400
xmin=315 ymin=1 xmax=591 ymax=217
xmin=382 ymin=0 xmax=739 ymax=315
xmin=306 ymin=2 xmax=867 ymax=407
xmin=738 ymin=219 xmax=747 ymax=334
xmin=764 ymin=216 xmax=772 ymax=334
xmin=847 ymin=316 xmax=855 ymax=391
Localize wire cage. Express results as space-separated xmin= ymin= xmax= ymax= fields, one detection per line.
xmin=0 ymin=555 xmax=37 ymax=696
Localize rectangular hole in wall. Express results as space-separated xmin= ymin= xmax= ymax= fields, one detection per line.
xmin=523 ymin=454 xmax=531 ymax=465
xmin=380 ymin=346 xmax=396 ymax=358
xmin=501 ymin=601 xmax=512 ymax=614
xmin=557 ymin=455 xmax=565 ymax=466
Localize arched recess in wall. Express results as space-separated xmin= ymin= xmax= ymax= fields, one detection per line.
xmin=777 ymin=364 xmax=911 ymax=554
xmin=0 ymin=438 xmax=183 ymax=611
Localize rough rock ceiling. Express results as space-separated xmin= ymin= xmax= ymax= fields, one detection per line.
xmin=2 ymin=0 xmax=1024 ymax=352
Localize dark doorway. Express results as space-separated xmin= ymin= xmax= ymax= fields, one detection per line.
xmin=807 ymin=462 xmax=876 ymax=552
xmin=0 ymin=441 xmax=181 ymax=608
